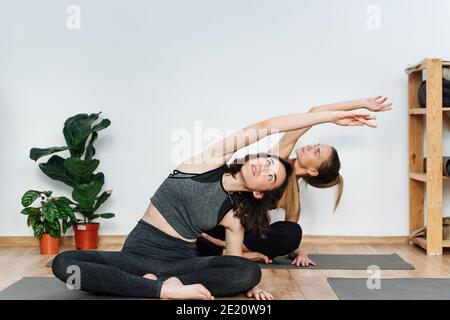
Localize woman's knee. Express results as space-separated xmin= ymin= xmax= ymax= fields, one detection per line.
xmin=52 ymin=250 xmax=79 ymax=282
xmin=241 ymin=260 xmax=262 ymax=290
xmin=228 ymin=257 xmax=261 ymax=292
xmin=285 ymin=222 xmax=302 ymax=250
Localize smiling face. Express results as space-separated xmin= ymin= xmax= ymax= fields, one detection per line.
xmin=240 ymin=156 xmax=287 ymax=192
xmin=295 ymin=143 xmax=333 ymax=172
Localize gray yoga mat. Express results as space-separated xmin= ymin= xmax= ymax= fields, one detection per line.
xmin=0 ymin=277 xmax=140 ymax=300
xmin=328 ymin=278 xmax=450 ymax=300
xmin=47 ymin=254 xmax=413 ymax=270
xmin=259 ymin=254 xmax=414 ymax=270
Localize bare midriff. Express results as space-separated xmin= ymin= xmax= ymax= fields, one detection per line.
xmin=142 ymin=203 xmax=197 ymax=243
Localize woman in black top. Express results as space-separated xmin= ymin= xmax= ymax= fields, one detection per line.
xmin=198 ymin=97 xmax=391 ymax=267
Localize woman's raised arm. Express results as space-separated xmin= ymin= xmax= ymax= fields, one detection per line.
xmin=269 ymin=97 xmax=392 ymax=159
xmin=178 ymin=110 xmax=375 ymax=173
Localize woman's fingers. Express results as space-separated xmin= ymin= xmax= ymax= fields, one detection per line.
xmin=360 ymin=118 xmax=377 ymax=128
xmin=354 ymin=118 xmax=377 ymax=128
xmin=377 ymin=96 xmax=388 ymax=104
xmin=380 ymin=103 xmax=393 ymax=111
xmin=262 ymin=254 xmax=272 ymax=264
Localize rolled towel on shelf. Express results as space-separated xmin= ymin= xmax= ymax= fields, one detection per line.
xmin=418 ymin=78 xmax=450 ymax=108
xmin=423 ymin=157 xmax=450 ymax=176
xmin=444 ymin=67 xmax=450 ymax=81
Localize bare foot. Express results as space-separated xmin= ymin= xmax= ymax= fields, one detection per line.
xmin=160 ymin=277 xmax=214 ymax=300
xmin=143 ymin=273 xmax=158 ymax=280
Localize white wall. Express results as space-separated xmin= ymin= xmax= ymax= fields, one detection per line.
xmin=1 ymin=0 xmax=450 ymax=237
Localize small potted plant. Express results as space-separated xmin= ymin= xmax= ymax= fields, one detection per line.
xmin=29 ymin=112 xmax=115 ymax=250
xmin=71 ymin=189 xmax=114 ymax=250
xmin=20 ymin=190 xmax=75 ymax=255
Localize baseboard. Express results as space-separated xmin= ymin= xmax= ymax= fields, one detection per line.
xmin=0 ymin=236 xmax=127 ymax=247
xmin=301 ymin=235 xmax=409 ymax=245
xmin=0 ymin=235 xmax=408 ymax=247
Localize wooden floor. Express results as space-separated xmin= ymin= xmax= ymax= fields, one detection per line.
xmin=1 ymin=242 xmax=449 ymax=299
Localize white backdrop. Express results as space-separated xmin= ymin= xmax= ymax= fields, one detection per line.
xmin=1 ymin=0 xmax=450 ymax=236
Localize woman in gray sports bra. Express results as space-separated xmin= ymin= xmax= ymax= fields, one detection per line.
xmin=51 ymin=108 xmax=376 ymax=300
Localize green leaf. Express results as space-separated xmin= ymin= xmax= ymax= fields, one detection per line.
xmin=85 ymin=132 xmax=98 ymax=160
xmin=64 ymin=157 xmax=99 ymax=181
xmin=21 ymin=207 xmax=41 ymax=215
xmin=27 ymin=215 xmax=38 ymax=227
xmin=33 ymin=224 xmax=45 ymax=239
xmin=93 ymin=191 xmax=111 ymax=212
xmin=63 ymin=113 xmax=101 ymax=158
xmin=48 ymin=222 xmax=61 ymax=237
xmin=42 ymin=201 xmax=59 ymax=223
xmin=29 ymin=216 xmax=41 ymax=228
xmin=21 ymin=190 xmax=42 ymax=207
xmin=39 ymin=155 xmax=78 ymax=188
xmin=93 ymin=213 xmax=115 ymax=219
xmin=62 ymin=220 xmax=68 ymax=234
xmin=29 ymin=146 xmax=69 ymax=161
xmin=91 ymin=119 xmax=111 ymax=133
xmin=48 ymin=228 xmax=60 ymax=238
xmin=57 ymin=196 xmax=75 ymax=205
xmin=42 ymin=191 xmax=53 ymax=197
xmin=72 ymin=173 xmax=104 ymax=209
xmin=100 ymin=213 xmax=115 ymax=219
xmin=54 ymin=199 xmax=74 ymax=219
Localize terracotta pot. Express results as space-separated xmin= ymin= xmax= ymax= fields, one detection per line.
xmin=40 ymin=234 xmax=60 ymax=255
xmin=74 ymin=223 xmax=100 ymax=250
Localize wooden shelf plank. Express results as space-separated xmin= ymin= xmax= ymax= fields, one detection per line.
xmin=410 ymin=237 xmax=450 ymax=250
xmin=409 ymin=172 xmax=448 ymax=182
xmin=409 ymin=108 xmax=450 ymax=114
xmin=408 ymin=58 xmax=447 ymax=256
xmin=408 ymin=71 xmax=425 ymax=234
xmin=405 ymin=58 xmax=450 ymax=74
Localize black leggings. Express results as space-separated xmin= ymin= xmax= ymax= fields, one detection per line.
xmin=197 ymin=221 xmax=302 ymax=259
xmin=52 ymin=220 xmax=261 ymax=298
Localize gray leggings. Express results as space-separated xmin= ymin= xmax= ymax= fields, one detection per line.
xmin=52 ymin=220 xmax=261 ymax=298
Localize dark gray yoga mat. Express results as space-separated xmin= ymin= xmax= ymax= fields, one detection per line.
xmin=0 ymin=277 xmax=140 ymax=300
xmin=48 ymin=254 xmax=414 ymax=270
xmin=259 ymin=254 xmax=414 ymax=270
xmin=328 ymin=278 xmax=450 ymax=300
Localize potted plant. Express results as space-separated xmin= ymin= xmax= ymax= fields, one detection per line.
xmin=29 ymin=112 xmax=115 ymax=250
xmin=20 ymin=190 xmax=75 ymax=255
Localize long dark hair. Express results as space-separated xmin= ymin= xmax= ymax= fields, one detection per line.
xmin=301 ymin=146 xmax=343 ymax=213
xmin=224 ymin=153 xmax=293 ymax=236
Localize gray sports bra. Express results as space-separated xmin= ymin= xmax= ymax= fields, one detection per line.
xmin=150 ymin=165 xmax=234 ymax=240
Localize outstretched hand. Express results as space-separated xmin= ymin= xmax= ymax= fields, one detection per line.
xmin=246 ymin=286 xmax=274 ymax=300
xmin=242 ymin=251 xmax=272 ymax=264
xmin=291 ymin=254 xmax=316 ymax=267
xmin=362 ymin=96 xmax=393 ymax=112
xmin=331 ymin=111 xmax=378 ymax=128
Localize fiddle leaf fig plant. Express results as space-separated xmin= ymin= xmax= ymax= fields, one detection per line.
xmin=29 ymin=112 xmax=115 ymax=223
xmin=20 ymin=190 xmax=76 ymax=239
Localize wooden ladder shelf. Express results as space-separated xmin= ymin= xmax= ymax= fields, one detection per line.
xmin=407 ymin=58 xmax=450 ymax=255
